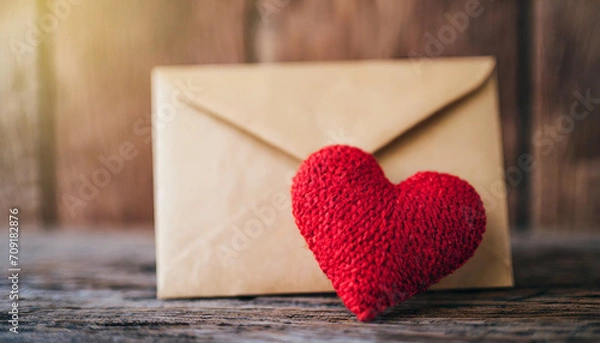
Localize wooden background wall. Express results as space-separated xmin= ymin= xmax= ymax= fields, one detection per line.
xmin=2 ymin=0 xmax=599 ymax=232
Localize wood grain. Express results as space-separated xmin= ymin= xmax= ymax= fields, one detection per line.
xmin=0 ymin=0 xmax=41 ymax=228
xmin=49 ymin=0 xmax=250 ymax=226
xmin=2 ymin=0 xmax=599 ymax=232
xmin=531 ymin=0 xmax=600 ymax=232
xmin=0 ymin=230 xmax=597 ymax=341
xmin=254 ymin=0 xmax=528 ymax=229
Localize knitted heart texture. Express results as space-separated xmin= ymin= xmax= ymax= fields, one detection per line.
xmin=291 ymin=145 xmax=486 ymax=322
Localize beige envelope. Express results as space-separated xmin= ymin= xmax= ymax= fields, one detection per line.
xmin=152 ymin=57 xmax=514 ymax=299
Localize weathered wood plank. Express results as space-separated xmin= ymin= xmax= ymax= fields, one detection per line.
xmin=0 ymin=0 xmax=41 ymax=228
xmin=49 ymin=0 xmax=250 ymax=226
xmin=254 ymin=0 xmax=527 ymax=229
xmin=0 ymin=231 xmax=598 ymax=341
xmin=531 ymin=0 xmax=600 ymax=232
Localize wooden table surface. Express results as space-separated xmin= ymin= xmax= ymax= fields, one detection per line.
xmin=0 ymin=230 xmax=598 ymax=342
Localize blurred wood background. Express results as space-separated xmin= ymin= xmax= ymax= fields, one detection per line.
xmin=0 ymin=1 xmax=41 ymax=227
xmin=1 ymin=0 xmax=598 ymax=232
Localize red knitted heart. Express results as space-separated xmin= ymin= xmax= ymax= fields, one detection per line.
xmin=291 ymin=145 xmax=486 ymax=322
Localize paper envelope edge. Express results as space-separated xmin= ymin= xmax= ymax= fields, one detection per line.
xmin=430 ymin=70 xmax=514 ymax=290
xmin=153 ymin=57 xmax=498 ymax=161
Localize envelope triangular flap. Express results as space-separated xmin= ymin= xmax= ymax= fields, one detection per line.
xmin=171 ymin=57 xmax=496 ymax=160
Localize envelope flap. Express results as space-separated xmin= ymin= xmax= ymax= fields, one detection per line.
xmin=159 ymin=57 xmax=495 ymax=160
